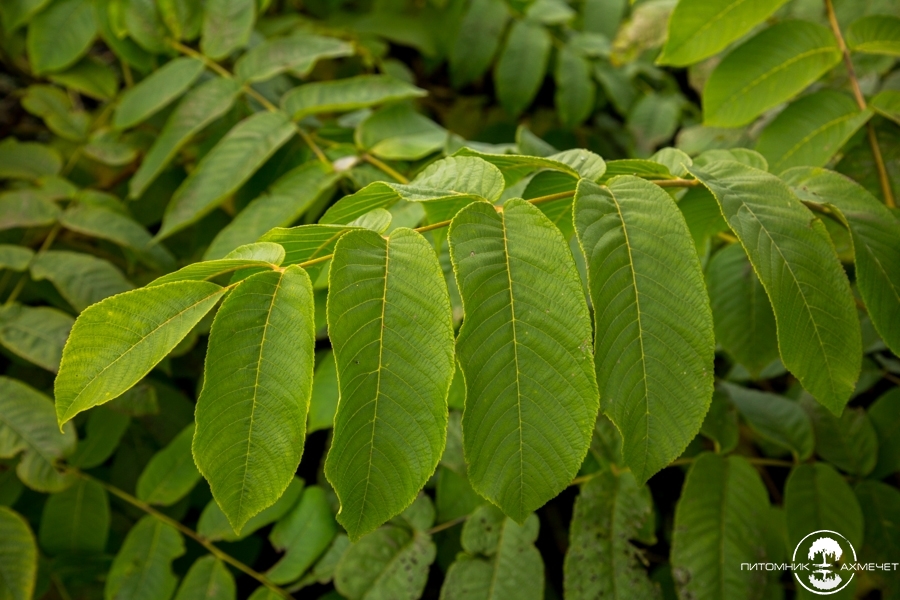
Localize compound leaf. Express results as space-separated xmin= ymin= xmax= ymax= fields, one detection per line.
xmin=235 ymin=32 xmax=352 ymax=83
xmin=703 ymin=21 xmax=841 ymax=127
xmin=55 ymin=281 xmax=227 ymax=426
xmin=38 ymin=478 xmax=109 ymax=554
xmin=494 ymin=20 xmax=551 ymax=116
xmin=689 ymin=161 xmax=861 ymax=413
xmin=157 ymin=111 xmax=294 ymax=240
xmin=113 ymin=57 xmax=205 ymax=129
xmin=671 ymin=453 xmax=770 ymax=600
xmin=449 ymin=199 xmax=598 ymax=521
xmin=325 ymin=228 xmax=454 ymax=539
xmin=0 ymin=507 xmax=37 ymax=600
xmin=129 ymin=77 xmax=241 ymax=199
xmin=784 ymin=167 xmax=900 ymax=357
xmin=658 ymin=0 xmax=790 ymax=66
xmin=194 ymin=266 xmax=315 ymax=533
xmin=706 ymin=243 xmax=778 ymax=377
xmin=281 ymin=75 xmax=426 ymax=121
xmin=574 ymin=177 xmax=714 ymax=483
xmin=564 ymin=469 xmax=657 ymax=600
xmin=105 ymin=516 xmax=185 ymax=600
xmin=137 ymin=424 xmax=201 ymax=506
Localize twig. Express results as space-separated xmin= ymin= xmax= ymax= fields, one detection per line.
xmin=75 ymin=471 xmax=293 ymax=599
xmin=362 ymin=154 xmax=409 ymax=184
xmin=824 ymin=0 xmax=895 ymax=207
xmin=427 ymin=515 xmax=468 ymax=534
xmin=4 ymin=223 xmax=61 ymax=306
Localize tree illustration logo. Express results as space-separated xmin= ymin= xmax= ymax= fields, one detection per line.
xmin=792 ymin=530 xmax=857 ymax=595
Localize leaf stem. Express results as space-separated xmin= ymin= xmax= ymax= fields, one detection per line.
xmin=168 ymin=41 xmax=329 ymax=165
xmin=426 ymin=515 xmax=468 ymax=534
xmin=653 ymin=177 xmax=699 ymax=188
xmin=75 ymin=471 xmax=293 ymax=599
xmin=362 ymin=154 xmax=410 ymax=184
xmin=824 ymin=0 xmax=895 ymax=207
xmin=4 ymin=223 xmax=61 ymax=306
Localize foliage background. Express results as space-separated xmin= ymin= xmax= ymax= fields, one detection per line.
xmin=1 ymin=0 xmax=900 ymax=598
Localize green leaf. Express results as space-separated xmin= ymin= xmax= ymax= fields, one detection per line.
xmin=137 ymin=424 xmax=200 ymax=505
xmin=95 ymin=0 xmax=154 ymax=72
xmin=123 ymin=0 xmax=168 ymax=53
xmin=784 ymin=463 xmax=863 ymax=553
xmin=452 ymin=147 xmax=581 ymax=185
xmin=325 ymin=228 xmax=454 ymax=539
xmin=448 ymin=0 xmax=508 ymax=87
xmin=149 ymin=243 xmax=284 ymax=287
xmin=0 ymin=304 xmax=73 ymax=372
xmin=494 ymin=20 xmax=551 ymax=116
xmin=441 ymin=506 xmax=543 ymax=600
xmin=869 ymin=388 xmax=900 ymax=479
xmin=0 ymin=245 xmax=34 ymax=271
xmin=258 ymin=224 xmax=360 ymax=280
xmin=38 ymin=478 xmax=109 ymax=554
xmin=627 ymin=92 xmax=683 ymax=155
xmin=0 ymin=507 xmax=37 ymax=600
xmin=22 ymin=84 xmax=90 ymax=141
xmin=564 ymin=469 xmax=657 ymax=599
xmin=0 ymin=377 xmax=77 ymax=492
xmin=105 ymin=515 xmax=185 ymax=600
xmin=449 ymin=199 xmax=598 ymax=521
xmin=61 ymin=193 xmax=175 ymax=271
xmin=157 ymin=111 xmax=295 ymax=240
xmin=658 ymin=0 xmax=790 ymax=66
xmin=0 ymin=139 xmax=61 ymax=180
xmin=281 ymin=75 xmax=426 ymax=121
xmin=113 ymin=57 xmax=205 ymax=130
xmin=871 ymin=89 xmax=900 ymax=125
xmin=1 ymin=0 xmax=50 ymax=31
xmin=69 ymin=406 xmax=130 ymax=468
xmin=200 ymin=0 xmax=254 ymax=60
xmin=156 ymin=0 xmax=201 ymax=41
xmin=801 ymin=395 xmax=877 ymax=476
xmin=267 ymin=485 xmax=337 ymax=584
xmin=55 ymin=281 xmax=227 ymax=425
xmin=689 ymin=161 xmax=861 ymax=413
xmin=235 ymin=32 xmax=352 ymax=83
xmin=846 ymin=15 xmax=900 ymax=56
xmin=720 ymin=383 xmax=813 ymax=460
xmin=129 ymin=77 xmax=241 ymax=199
xmin=355 ymin=104 xmax=447 ymax=161
xmin=47 ymin=56 xmax=118 ymax=100
xmin=700 ymin=390 xmax=739 ymax=454
xmin=706 ymin=243 xmax=778 ymax=377
xmin=173 ymin=556 xmax=236 ymax=600
xmin=308 ymin=351 xmax=338 ymax=433
xmin=26 ymin=0 xmax=96 ymax=74
xmin=783 ymin=167 xmax=900 ymax=357
xmin=601 ymin=159 xmax=672 ymax=182
xmin=31 ymin=250 xmax=134 ymax=312
xmin=703 ymin=21 xmax=841 ymax=127
xmin=320 ymin=155 xmax=504 ymax=225
xmin=205 ymin=162 xmax=340 ymax=260
xmin=855 ymin=481 xmax=900 ymax=573
xmin=670 ymin=453 xmax=769 ymax=600
xmin=756 ymin=91 xmax=872 ymax=173
xmin=198 ymin=477 xmax=304 ymax=542
xmin=573 ymin=177 xmax=713 ymax=483
xmin=0 ymin=189 xmax=60 ymax=230
xmin=194 ymin=266 xmax=315 ymax=532
xmin=555 ymin=45 xmax=596 ymax=127
xmin=334 ymin=527 xmax=436 ymax=600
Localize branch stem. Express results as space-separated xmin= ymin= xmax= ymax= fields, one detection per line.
xmin=5 ymin=223 xmax=61 ymax=306
xmin=76 ymin=471 xmax=293 ymax=599
xmin=362 ymin=154 xmax=410 ymax=184
xmin=824 ymin=0 xmax=895 ymax=207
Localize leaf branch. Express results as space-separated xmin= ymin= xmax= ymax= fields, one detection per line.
xmin=73 ymin=470 xmax=294 ymax=599
xmin=824 ymin=0 xmax=895 ymax=208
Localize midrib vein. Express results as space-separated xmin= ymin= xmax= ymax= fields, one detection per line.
xmin=499 ymin=213 xmax=525 ymax=515
xmin=356 ymin=239 xmax=391 ymax=532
